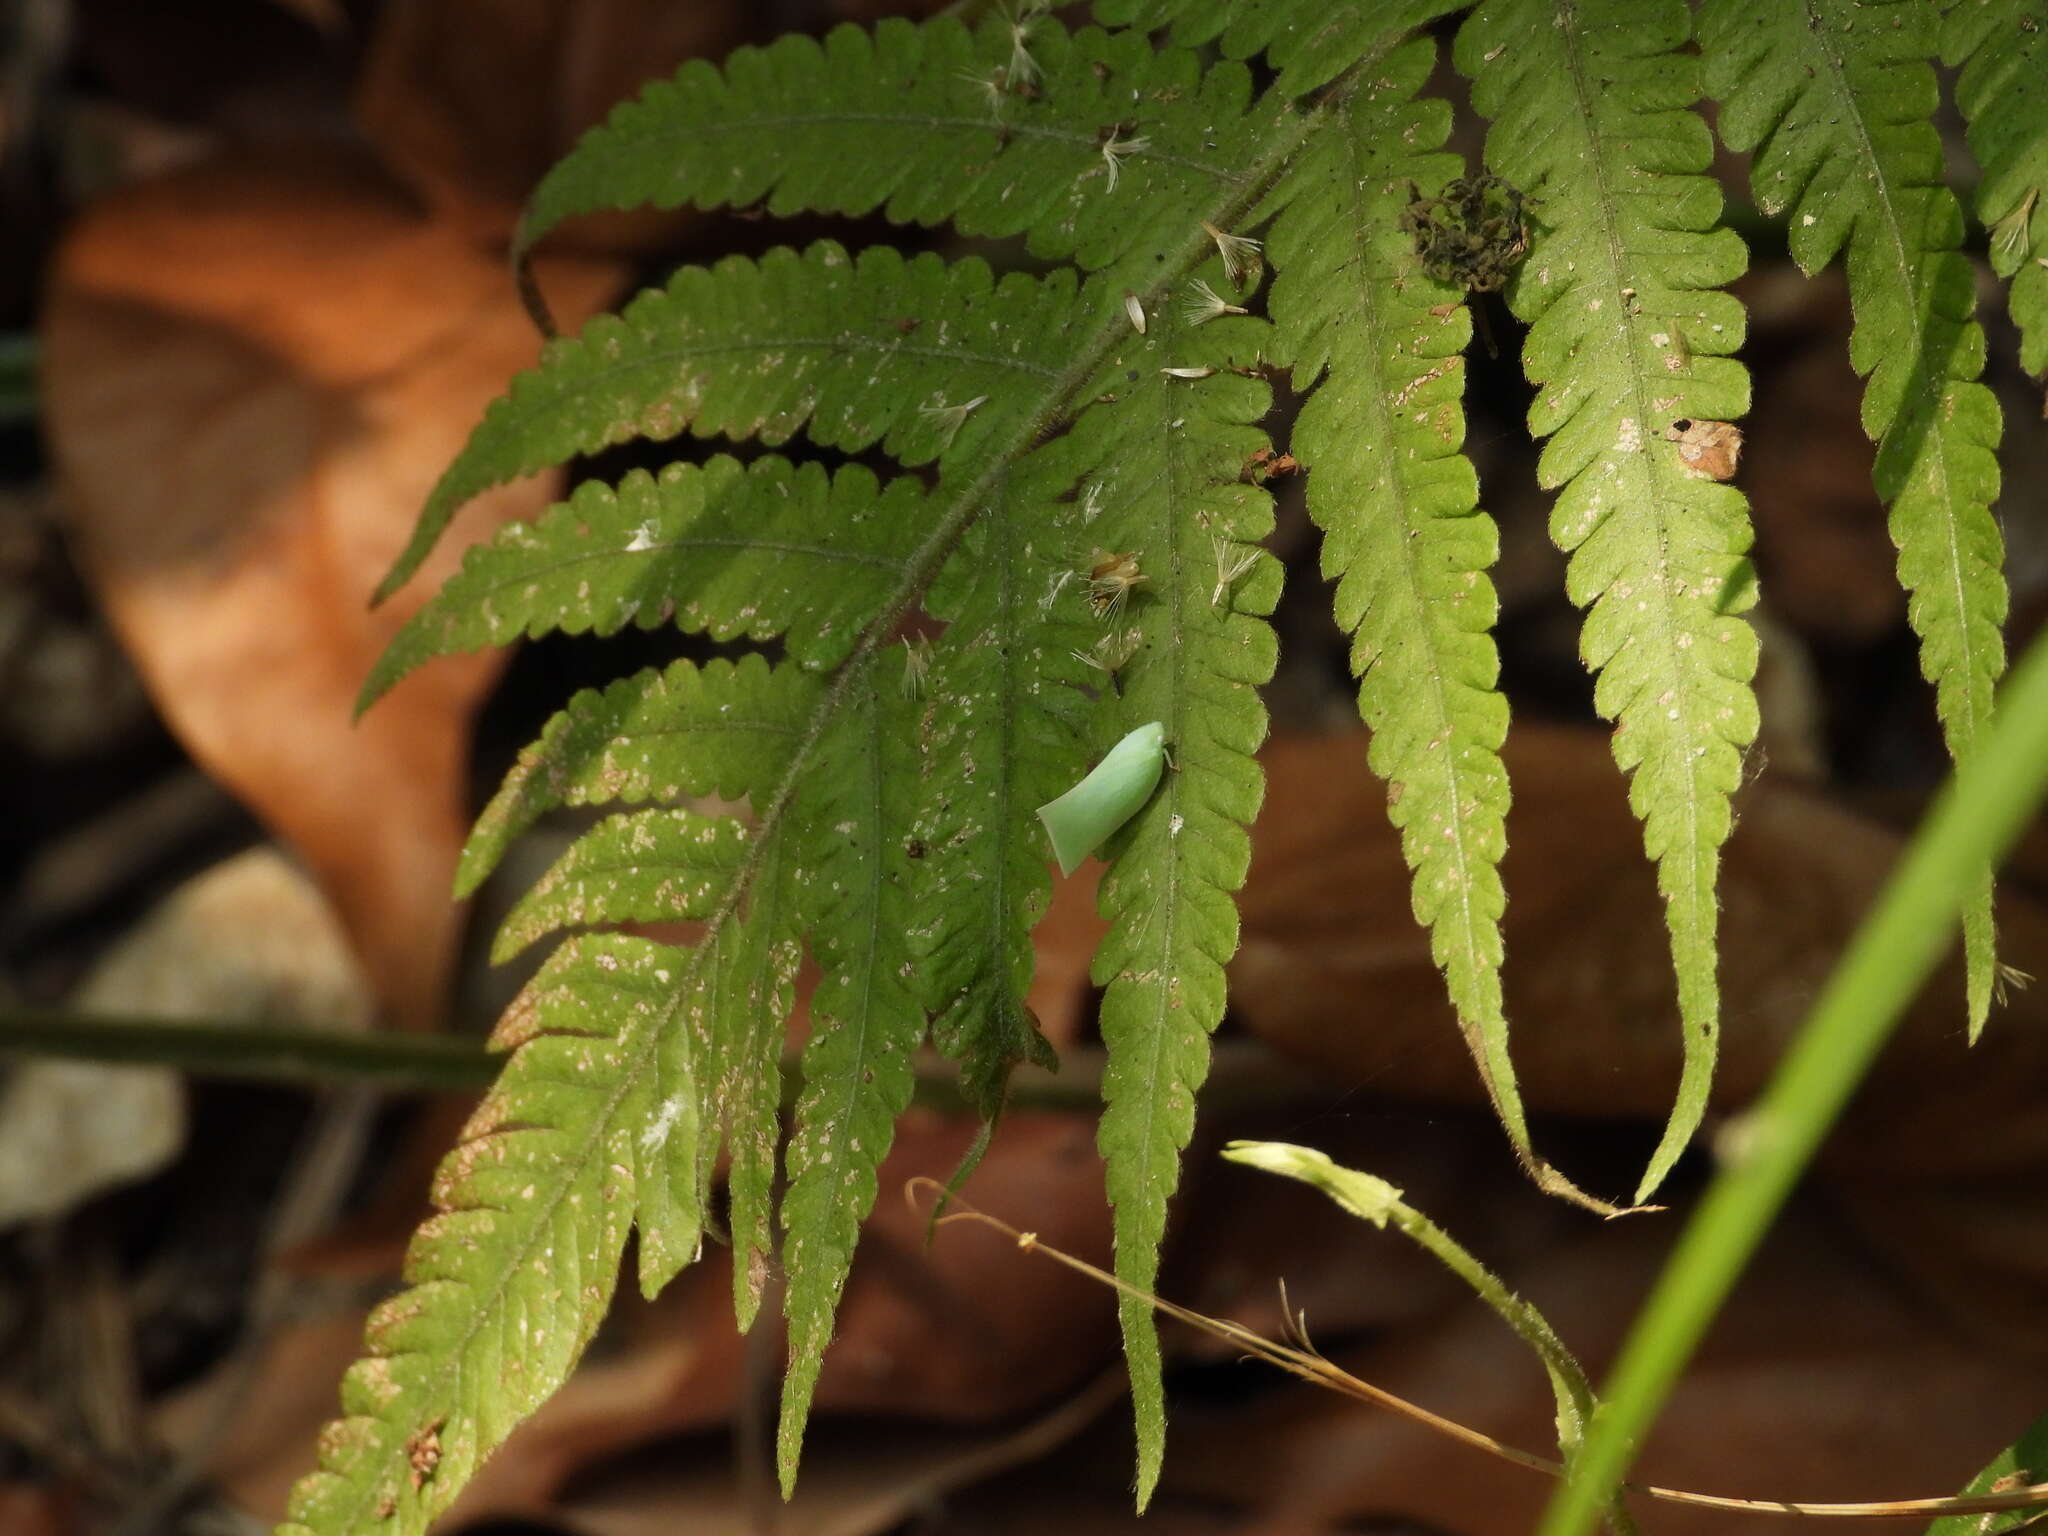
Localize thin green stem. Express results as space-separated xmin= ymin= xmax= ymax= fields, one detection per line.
xmin=1387 ymin=1200 xmax=1596 ymax=1431
xmin=0 ymin=334 xmax=35 ymax=424
xmin=1542 ymin=620 xmax=2048 ymax=1536
xmin=1223 ymin=1139 xmax=1636 ymax=1535
xmin=0 ymin=1010 xmax=1319 ymax=1113
xmin=0 ymin=1010 xmax=497 ymax=1090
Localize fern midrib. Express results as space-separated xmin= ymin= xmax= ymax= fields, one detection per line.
xmin=1552 ymin=0 xmax=1707 ymax=931
xmin=1801 ymin=0 xmax=1990 ymax=749
xmin=568 ymin=111 xmax=1247 ymax=185
xmin=334 ymin=65 xmax=1353 ymax=1525
xmin=455 ymin=537 xmax=910 ymax=608
xmin=800 ymin=676 xmax=893 ymax=1217
xmin=478 ymin=332 xmax=1066 ymax=458
xmin=1335 ymin=141 xmax=1488 ymax=1012
xmin=1125 ymin=342 xmax=1195 ymax=1215
xmin=985 ymin=476 xmax=1027 ymax=1025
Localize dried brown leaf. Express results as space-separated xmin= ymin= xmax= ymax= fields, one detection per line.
xmin=356 ymin=0 xmax=753 ymax=240
xmin=1233 ymin=727 xmax=2048 ymax=1171
xmin=41 ymin=152 xmax=622 ymax=1028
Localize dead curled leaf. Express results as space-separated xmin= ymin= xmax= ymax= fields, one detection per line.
xmin=40 ymin=152 xmax=623 ymax=1029
xmin=1664 ymin=416 xmax=1743 ymax=480
xmin=357 ymin=0 xmax=754 ymax=240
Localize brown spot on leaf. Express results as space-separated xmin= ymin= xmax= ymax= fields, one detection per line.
xmin=1665 ymin=417 xmax=1744 ymax=481
xmin=406 ymin=1417 xmax=445 ymax=1489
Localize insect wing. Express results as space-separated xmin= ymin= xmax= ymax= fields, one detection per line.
xmin=1036 ymin=721 xmax=1167 ymax=876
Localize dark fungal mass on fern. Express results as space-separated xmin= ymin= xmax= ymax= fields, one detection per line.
xmin=1399 ymin=173 xmax=1535 ymax=293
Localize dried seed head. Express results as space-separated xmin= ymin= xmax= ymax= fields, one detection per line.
xmin=956 ymin=67 xmax=1008 ymax=118
xmin=1991 ymin=187 xmax=2039 ymax=268
xmin=1072 ymin=628 xmax=1142 ymax=677
xmin=1210 ymin=535 xmax=1260 ymax=608
xmin=900 ymin=633 xmax=935 ymax=698
xmin=1037 ymin=566 xmax=1077 ymax=616
xmin=917 ymin=393 xmax=988 ymax=447
xmin=1200 ymin=220 xmax=1264 ymax=289
xmin=1098 ymin=130 xmax=1148 ymax=194
xmin=1000 ymin=0 xmax=1043 ymax=90
xmin=1182 ymin=278 xmax=1248 ymax=326
xmin=1086 ymin=549 xmax=1147 ymax=623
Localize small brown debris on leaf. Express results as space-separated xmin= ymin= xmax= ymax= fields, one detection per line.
xmin=406 ymin=1417 xmax=444 ymax=1489
xmin=1239 ymin=446 xmax=1299 ymax=484
xmin=1665 ymin=417 xmax=1744 ymax=481
xmin=1086 ymin=550 xmax=1147 ymax=622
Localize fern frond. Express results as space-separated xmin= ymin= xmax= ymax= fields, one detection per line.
xmin=1264 ymin=38 xmax=1578 ymax=1204
xmin=1088 ymin=0 xmax=1465 ymax=95
xmin=1701 ymin=0 xmax=2008 ymax=1035
xmin=1058 ymin=300 xmax=1276 ymax=1506
xmin=376 ymin=244 xmax=1083 ymax=601
xmin=457 ymin=653 xmax=821 ymax=897
xmin=328 ymin=23 xmax=1355 ymax=1506
xmin=776 ymin=668 xmax=926 ymax=1493
xmin=362 ymin=458 xmax=936 ymax=709
xmin=278 ymin=934 xmax=701 ymax=1536
xmin=289 ymin=761 xmax=805 ymax=1536
xmin=1942 ymin=0 xmax=2048 ymax=376
xmin=1459 ymin=0 xmax=1759 ymax=1203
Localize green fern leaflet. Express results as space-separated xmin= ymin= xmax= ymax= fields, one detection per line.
xmin=1943 ymin=0 xmax=2048 ymax=378
xmin=1459 ymin=0 xmax=1759 ymax=1204
xmin=1701 ymin=0 xmax=2008 ymax=1036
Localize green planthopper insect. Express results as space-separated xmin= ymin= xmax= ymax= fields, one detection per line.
xmin=1037 ymin=721 xmax=1167 ymax=877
